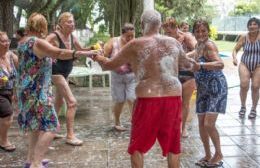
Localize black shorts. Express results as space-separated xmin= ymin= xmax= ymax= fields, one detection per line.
xmin=0 ymin=90 xmax=13 ymax=118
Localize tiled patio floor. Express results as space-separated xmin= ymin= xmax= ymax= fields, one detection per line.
xmin=0 ymin=57 xmax=259 ymax=168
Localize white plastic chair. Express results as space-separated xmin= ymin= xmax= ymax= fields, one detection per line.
xmin=69 ymin=58 xmax=111 ymax=88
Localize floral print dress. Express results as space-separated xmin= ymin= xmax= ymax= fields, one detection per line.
xmin=16 ymin=37 xmax=59 ymax=132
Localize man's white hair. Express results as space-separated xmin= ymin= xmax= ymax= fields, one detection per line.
xmin=141 ymin=10 xmax=161 ymax=34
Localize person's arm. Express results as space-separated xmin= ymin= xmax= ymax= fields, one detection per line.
xmin=93 ymin=40 xmax=135 ymax=71
xmin=33 ymin=38 xmax=98 ymax=60
xmin=200 ymin=41 xmax=224 ymax=70
xmin=232 ymin=35 xmax=245 ymax=66
xmin=103 ymin=38 xmax=113 ymax=58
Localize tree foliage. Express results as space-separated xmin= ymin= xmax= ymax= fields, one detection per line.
xmin=229 ymin=1 xmax=260 ymax=16
xmin=155 ymin=0 xmax=208 ymax=22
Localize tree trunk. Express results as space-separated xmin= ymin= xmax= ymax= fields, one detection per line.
xmin=0 ymin=0 xmax=15 ymax=37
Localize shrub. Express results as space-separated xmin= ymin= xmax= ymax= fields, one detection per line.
xmin=209 ymin=25 xmax=218 ymax=40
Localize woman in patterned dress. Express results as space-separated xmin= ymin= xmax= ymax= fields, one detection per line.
xmin=16 ymin=13 xmax=98 ymax=168
xmin=188 ymin=20 xmax=228 ymax=167
xmin=232 ymin=17 xmax=260 ymax=119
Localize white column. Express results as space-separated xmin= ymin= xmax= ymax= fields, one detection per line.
xmin=143 ymin=0 xmax=154 ymax=11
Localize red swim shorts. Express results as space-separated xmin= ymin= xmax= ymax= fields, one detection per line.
xmin=128 ymin=96 xmax=182 ymax=156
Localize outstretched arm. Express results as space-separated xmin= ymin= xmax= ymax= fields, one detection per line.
xmin=34 ymin=38 xmax=98 ymax=60
xmin=93 ymin=40 xmax=135 ymax=70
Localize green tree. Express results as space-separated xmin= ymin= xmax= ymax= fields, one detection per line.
xmin=229 ymin=1 xmax=260 ymax=16
xmin=155 ymin=0 xmax=208 ymax=22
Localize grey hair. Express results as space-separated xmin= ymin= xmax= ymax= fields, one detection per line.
xmin=141 ymin=10 xmax=161 ymax=34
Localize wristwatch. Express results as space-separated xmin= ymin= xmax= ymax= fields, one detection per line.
xmin=199 ymin=62 xmax=204 ymax=70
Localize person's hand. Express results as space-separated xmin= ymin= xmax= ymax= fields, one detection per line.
xmin=188 ymin=58 xmax=200 ymax=71
xmin=77 ymin=50 xmax=103 ymax=59
xmin=233 ymin=57 xmax=238 ymax=66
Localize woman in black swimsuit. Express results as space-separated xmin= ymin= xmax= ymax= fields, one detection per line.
xmin=46 ymin=12 xmax=95 ymax=146
xmin=162 ymin=18 xmax=197 ymax=138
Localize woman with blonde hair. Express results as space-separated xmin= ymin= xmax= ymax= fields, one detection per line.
xmin=46 ymin=12 xmax=94 ymax=145
xmin=0 ymin=31 xmax=18 ymax=152
xmin=16 ymin=13 xmax=97 ymax=168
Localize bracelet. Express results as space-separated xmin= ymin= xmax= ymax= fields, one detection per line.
xmin=199 ymin=62 xmax=204 ymax=70
xmin=90 ymin=46 xmax=95 ymax=50
xmin=72 ymin=50 xmax=76 ymax=60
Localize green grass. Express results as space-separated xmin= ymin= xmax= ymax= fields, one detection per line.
xmin=214 ymin=40 xmax=236 ymax=52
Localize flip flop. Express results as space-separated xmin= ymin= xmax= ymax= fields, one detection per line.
xmin=24 ymin=159 xmax=50 ymax=168
xmin=0 ymin=144 xmax=16 ymax=152
xmin=114 ymin=125 xmax=127 ymax=131
xmin=66 ymin=137 xmax=83 ymax=146
xmin=54 ymin=134 xmax=65 ymax=139
xmin=205 ymin=160 xmax=223 ymax=167
xmin=195 ymin=158 xmax=209 ymax=167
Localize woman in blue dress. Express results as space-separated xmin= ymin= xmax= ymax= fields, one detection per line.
xmin=188 ymin=20 xmax=228 ymax=167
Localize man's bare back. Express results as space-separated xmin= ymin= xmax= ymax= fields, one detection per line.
xmin=95 ymin=34 xmax=192 ymax=98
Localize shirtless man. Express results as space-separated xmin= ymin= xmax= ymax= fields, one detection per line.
xmin=93 ymin=10 xmax=193 ymax=168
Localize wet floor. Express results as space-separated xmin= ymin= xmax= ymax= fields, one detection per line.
xmin=0 ymin=57 xmax=260 ymax=168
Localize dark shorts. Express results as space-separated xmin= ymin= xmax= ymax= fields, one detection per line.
xmin=0 ymin=90 xmax=13 ymax=118
xmin=128 ymin=96 xmax=182 ymax=156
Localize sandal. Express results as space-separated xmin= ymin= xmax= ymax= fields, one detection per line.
xmin=239 ymin=107 xmax=246 ymax=117
xmin=54 ymin=133 xmax=65 ymax=139
xmin=0 ymin=144 xmax=16 ymax=152
xmin=248 ymin=109 xmax=257 ymax=119
xmin=205 ymin=160 xmax=223 ymax=167
xmin=195 ymin=157 xmax=209 ymax=167
xmin=24 ymin=159 xmax=49 ymax=168
xmin=66 ymin=137 xmax=83 ymax=146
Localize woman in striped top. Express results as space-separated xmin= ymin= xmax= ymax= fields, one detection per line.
xmin=232 ymin=17 xmax=260 ymax=119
